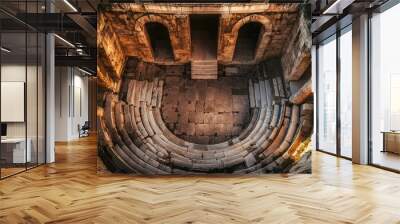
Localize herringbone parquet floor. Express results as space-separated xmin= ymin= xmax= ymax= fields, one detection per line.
xmin=1 ymin=136 xmax=400 ymax=224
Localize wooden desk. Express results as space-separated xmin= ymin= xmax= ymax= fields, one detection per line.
xmin=382 ymin=131 xmax=400 ymax=155
xmin=1 ymin=138 xmax=31 ymax=164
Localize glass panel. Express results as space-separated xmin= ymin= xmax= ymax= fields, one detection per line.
xmin=1 ymin=30 xmax=28 ymax=178
xmin=0 ymin=1 xmax=46 ymax=179
xmin=371 ymin=4 xmax=400 ymax=171
xmin=27 ymin=30 xmax=38 ymax=169
xmin=339 ymin=27 xmax=352 ymax=158
xmin=317 ymin=35 xmax=337 ymax=154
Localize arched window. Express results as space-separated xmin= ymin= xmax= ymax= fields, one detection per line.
xmin=233 ymin=22 xmax=263 ymax=62
xmin=145 ymin=22 xmax=174 ymax=61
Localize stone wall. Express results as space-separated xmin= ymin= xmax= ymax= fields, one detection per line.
xmin=96 ymin=3 xmax=313 ymax=174
xmin=281 ymin=9 xmax=312 ymax=81
xmin=97 ymin=12 xmax=126 ymax=91
xmin=99 ymin=3 xmax=300 ymax=66
xmin=218 ymin=12 xmax=298 ymax=64
xmin=289 ymin=79 xmax=312 ymax=104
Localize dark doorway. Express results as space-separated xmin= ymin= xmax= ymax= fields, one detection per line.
xmin=190 ymin=15 xmax=219 ymax=60
xmin=233 ymin=22 xmax=263 ymax=62
xmin=145 ymin=22 xmax=174 ymax=61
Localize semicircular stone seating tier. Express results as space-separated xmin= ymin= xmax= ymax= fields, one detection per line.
xmin=98 ymin=62 xmax=313 ymax=174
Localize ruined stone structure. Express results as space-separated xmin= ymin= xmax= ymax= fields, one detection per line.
xmin=97 ymin=3 xmax=313 ymax=174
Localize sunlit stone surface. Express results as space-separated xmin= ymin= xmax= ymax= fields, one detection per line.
xmin=97 ymin=3 xmax=313 ymax=174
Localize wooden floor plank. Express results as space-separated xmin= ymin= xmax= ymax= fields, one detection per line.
xmin=0 ymin=135 xmax=399 ymax=223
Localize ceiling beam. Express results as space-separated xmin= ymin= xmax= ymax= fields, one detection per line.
xmin=55 ymin=55 xmax=96 ymax=70
xmin=67 ymin=13 xmax=97 ymax=39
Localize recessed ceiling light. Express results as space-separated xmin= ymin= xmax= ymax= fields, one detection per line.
xmin=63 ymin=0 xmax=78 ymax=12
xmin=1 ymin=47 xmax=11 ymax=53
xmin=54 ymin=34 xmax=75 ymax=48
xmin=78 ymin=67 xmax=93 ymax=76
xmin=322 ymin=0 xmax=355 ymax=15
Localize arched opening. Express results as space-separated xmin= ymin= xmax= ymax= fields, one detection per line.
xmin=145 ymin=22 xmax=174 ymax=61
xmin=233 ymin=22 xmax=263 ymax=62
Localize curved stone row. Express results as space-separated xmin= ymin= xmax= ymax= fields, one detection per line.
xmin=98 ymin=64 xmax=313 ymax=174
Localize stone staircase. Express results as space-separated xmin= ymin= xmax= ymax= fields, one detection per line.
xmin=191 ymin=60 xmax=218 ymax=79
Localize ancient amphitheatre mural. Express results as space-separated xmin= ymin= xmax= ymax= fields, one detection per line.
xmin=97 ymin=3 xmax=313 ymax=175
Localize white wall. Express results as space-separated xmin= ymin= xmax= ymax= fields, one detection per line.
xmin=1 ymin=63 xmax=46 ymax=164
xmin=71 ymin=73 xmax=89 ymax=138
xmin=55 ymin=66 xmax=70 ymax=141
xmin=1 ymin=65 xmax=26 ymax=138
xmin=1 ymin=64 xmax=39 ymax=137
xmin=54 ymin=66 xmax=89 ymax=141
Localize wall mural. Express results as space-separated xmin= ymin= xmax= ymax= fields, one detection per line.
xmin=97 ymin=3 xmax=313 ymax=175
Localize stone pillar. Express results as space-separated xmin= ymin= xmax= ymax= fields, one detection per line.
xmin=352 ymin=14 xmax=369 ymax=164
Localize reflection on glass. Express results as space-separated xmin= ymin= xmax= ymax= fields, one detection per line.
xmin=371 ymin=3 xmax=400 ymax=171
xmin=27 ymin=31 xmax=38 ymax=169
xmin=1 ymin=31 xmax=28 ymax=177
xmin=0 ymin=1 xmax=47 ymax=178
xmin=317 ymin=35 xmax=337 ymax=154
xmin=340 ymin=27 xmax=352 ymax=158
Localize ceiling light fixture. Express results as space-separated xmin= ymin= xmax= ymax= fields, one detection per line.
xmin=78 ymin=67 xmax=93 ymax=76
xmin=63 ymin=0 xmax=78 ymax=12
xmin=1 ymin=47 xmax=11 ymax=53
xmin=322 ymin=0 xmax=355 ymax=15
xmin=54 ymin=34 xmax=75 ymax=48
xmin=76 ymin=48 xmax=86 ymax=56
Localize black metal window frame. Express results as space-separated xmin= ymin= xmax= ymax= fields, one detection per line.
xmin=367 ymin=0 xmax=400 ymax=173
xmin=315 ymin=0 xmax=400 ymax=173
xmin=315 ymin=22 xmax=353 ymax=161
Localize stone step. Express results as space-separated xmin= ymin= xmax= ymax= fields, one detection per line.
xmin=191 ymin=60 xmax=218 ymax=80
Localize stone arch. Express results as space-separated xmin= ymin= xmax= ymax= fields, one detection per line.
xmin=231 ymin=14 xmax=271 ymax=34
xmin=145 ymin=22 xmax=175 ymax=61
xmin=232 ymin=15 xmax=272 ymax=62
xmin=233 ymin=21 xmax=263 ymax=61
xmin=222 ymin=14 xmax=272 ymax=63
xmin=134 ymin=14 xmax=176 ymax=62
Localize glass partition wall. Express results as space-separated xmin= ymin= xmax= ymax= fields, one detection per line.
xmin=317 ymin=35 xmax=337 ymax=155
xmin=0 ymin=1 xmax=46 ymax=179
xmin=339 ymin=26 xmax=352 ymax=159
xmin=316 ymin=0 xmax=400 ymax=172
xmin=316 ymin=25 xmax=353 ymax=159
